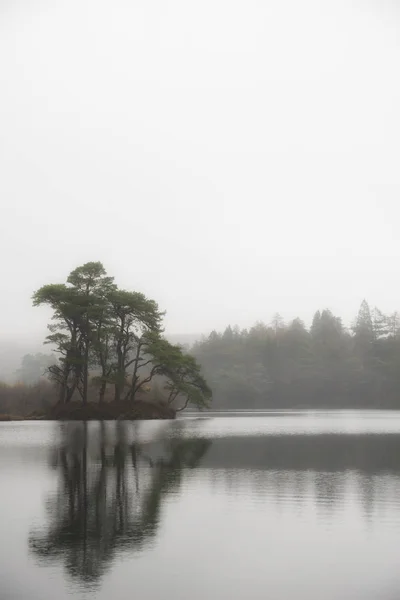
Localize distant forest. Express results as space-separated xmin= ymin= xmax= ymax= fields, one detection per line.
xmin=192 ymin=301 xmax=400 ymax=409
xmin=3 ymin=299 xmax=400 ymax=415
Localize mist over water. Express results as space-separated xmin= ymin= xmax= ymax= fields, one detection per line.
xmin=2 ymin=1 xmax=400 ymax=597
xmin=2 ymin=413 xmax=400 ymax=600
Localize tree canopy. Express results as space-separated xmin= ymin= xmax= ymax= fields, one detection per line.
xmin=33 ymin=262 xmax=211 ymax=411
xmin=192 ymin=301 xmax=400 ymax=409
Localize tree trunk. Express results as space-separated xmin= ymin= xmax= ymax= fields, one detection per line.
xmin=59 ymin=380 xmax=66 ymax=404
xmin=130 ymin=382 xmax=139 ymax=402
xmin=99 ymin=380 xmax=106 ymax=404
xmin=82 ymin=343 xmax=89 ymax=405
xmin=114 ymin=319 xmax=125 ymax=403
xmin=114 ymin=376 xmax=123 ymax=403
xmin=60 ymin=357 xmax=71 ymax=404
xmin=176 ymin=396 xmax=190 ymax=412
xmin=128 ymin=342 xmax=142 ymax=402
xmin=66 ymin=382 xmax=76 ymax=403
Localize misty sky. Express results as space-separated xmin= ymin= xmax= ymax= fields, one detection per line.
xmin=1 ymin=0 xmax=400 ymax=340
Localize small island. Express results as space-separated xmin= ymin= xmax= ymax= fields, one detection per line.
xmin=1 ymin=261 xmax=211 ymax=421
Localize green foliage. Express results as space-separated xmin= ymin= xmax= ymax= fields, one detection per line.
xmin=352 ymin=299 xmax=374 ymax=343
xmin=192 ymin=301 xmax=400 ymax=409
xmin=33 ymin=262 xmax=210 ymax=411
xmin=160 ymin=346 xmax=212 ymax=410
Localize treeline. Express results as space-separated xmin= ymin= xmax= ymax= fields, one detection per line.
xmin=30 ymin=262 xmax=211 ymax=411
xmin=15 ymin=353 xmax=57 ymax=385
xmin=192 ymin=301 xmax=400 ymax=409
xmin=0 ymin=381 xmax=55 ymax=418
xmin=0 ymin=353 xmax=56 ymax=417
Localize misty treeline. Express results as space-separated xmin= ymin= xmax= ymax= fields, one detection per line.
xmin=192 ymin=301 xmax=400 ymax=409
xmin=0 ymin=353 xmax=57 ymax=416
xmin=0 ymin=381 xmax=55 ymax=418
xmin=29 ymin=262 xmax=211 ymax=411
xmin=15 ymin=353 xmax=57 ymax=385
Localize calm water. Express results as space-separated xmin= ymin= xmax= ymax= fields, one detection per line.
xmin=2 ymin=411 xmax=400 ymax=599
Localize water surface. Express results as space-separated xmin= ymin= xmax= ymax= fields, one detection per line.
xmin=1 ymin=411 xmax=400 ymax=599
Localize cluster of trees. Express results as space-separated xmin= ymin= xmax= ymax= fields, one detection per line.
xmin=33 ymin=262 xmax=211 ymax=411
xmin=192 ymin=301 xmax=400 ymax=409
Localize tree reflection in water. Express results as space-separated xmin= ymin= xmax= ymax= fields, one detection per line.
xmin=29 ymin=420 xmax=211 ymax=584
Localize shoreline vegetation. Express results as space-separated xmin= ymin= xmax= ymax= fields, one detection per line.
xmin=0 ymin=262 xmax=211 ymax=421
xmin=0 ymin=399 xmax=175 ymax=421
xmin=191 ymin=301 xmax=400 ymax=410
xmin=0 ymin=380 xmax=177 ymax=421
xmin=2 ymin=263 xmax=400 ymax=419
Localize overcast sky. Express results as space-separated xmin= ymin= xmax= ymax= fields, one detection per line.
xmin=1 ymin=0 xmax=400 ymax=340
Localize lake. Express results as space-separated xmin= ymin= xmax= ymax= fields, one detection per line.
xmin=1 ymin=411 xmax=400 ymax=599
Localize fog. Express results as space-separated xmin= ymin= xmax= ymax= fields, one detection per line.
xmin=1 ymin=0 xmax=400 ymax=346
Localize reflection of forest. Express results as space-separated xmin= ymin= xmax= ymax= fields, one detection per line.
xmin=201 ymin=433 xmax=400 ymax=522
xmin=29 ymin=421 xmax=400 ymax=584
xmin=199 ymin=433 xmax=400 ymax=472
xmin=29 ymin=421 xmax=211 ymax=584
